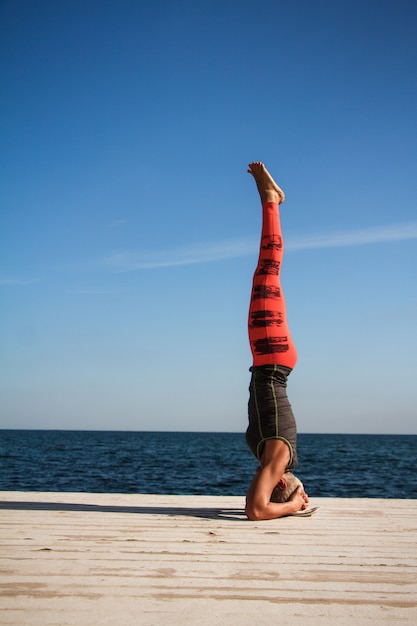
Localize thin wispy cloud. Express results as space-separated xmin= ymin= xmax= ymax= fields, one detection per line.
xmin=68 ymin=288 xmax=127 ymax=295
xmin=0 ymin=276 xmax=41 ymax=286
xmin=286 ymin=221 xmax=417 ymax=251
xmin=105 ymin=237 xmax=255 ymax=271
xmin=105 ymin=220 xmax=417 ymax=271
xmin=106 ymin=219 xmax=128 ymax=229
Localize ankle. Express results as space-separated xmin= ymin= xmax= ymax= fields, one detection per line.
xmin=260 ymin=189 xmax=281 ymax=204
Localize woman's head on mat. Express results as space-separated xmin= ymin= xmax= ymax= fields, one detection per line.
xmin=270 ymin=472 xmax=306 ymax=503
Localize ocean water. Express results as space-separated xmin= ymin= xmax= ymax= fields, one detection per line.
xmin=0 ymin=430 xmax=416 ymax=498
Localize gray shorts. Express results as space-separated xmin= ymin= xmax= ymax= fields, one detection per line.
xmin=246 ymin=364 xmax=298 ymax=469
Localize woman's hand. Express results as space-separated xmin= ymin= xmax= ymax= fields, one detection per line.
xmin=288 ymin=486 xmax=309 ymax=512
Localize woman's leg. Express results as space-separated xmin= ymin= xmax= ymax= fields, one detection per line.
xmin=248 ymin=163 xmax=297 ymax=369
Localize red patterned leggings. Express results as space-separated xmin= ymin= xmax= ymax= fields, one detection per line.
xmin=248 ymin=201 xmax=297 ymax=369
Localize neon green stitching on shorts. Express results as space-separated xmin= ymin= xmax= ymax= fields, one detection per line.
xmin=271 ymin=364 xmax=279 ymax=436
xmin=253 ymin=371 xmax=263 ymax=442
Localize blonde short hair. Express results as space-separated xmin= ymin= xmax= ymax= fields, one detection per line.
xmin=270 ymin=472 xmax=304 ymax=503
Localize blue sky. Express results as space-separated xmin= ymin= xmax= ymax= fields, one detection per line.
xmin=1 ymin=0 xmax=416 ymax=434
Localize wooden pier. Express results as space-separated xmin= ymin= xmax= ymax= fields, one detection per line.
xmin=1 ymin=491 xmax=416 ymax=625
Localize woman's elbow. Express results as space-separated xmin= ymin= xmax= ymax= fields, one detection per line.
xmin=245 ymin=503 xmax=265 ymax=521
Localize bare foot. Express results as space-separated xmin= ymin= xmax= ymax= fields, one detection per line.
xmin=248 ymin=162 xmax=285 ymax=204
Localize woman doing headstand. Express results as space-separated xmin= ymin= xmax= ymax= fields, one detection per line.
xmin=245 ymin=162 xmax=309 ymax=520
